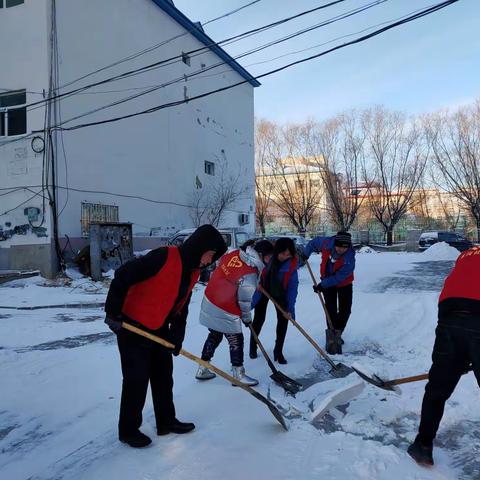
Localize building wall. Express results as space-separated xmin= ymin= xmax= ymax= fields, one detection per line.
xmin=53 ymin=0 xmax=255 ymax=244
xmin=0 ymin=0 xmax=53 ymax=271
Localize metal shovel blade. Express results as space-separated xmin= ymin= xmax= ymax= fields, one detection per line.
xmin=270 ymin=372 xmax=302 ymax=395
xmin=329 ymin=362 xmax=354 ymax=378
xmin=352 ymin=367 xmax=397 ymax=392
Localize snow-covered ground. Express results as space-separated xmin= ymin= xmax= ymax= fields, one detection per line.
xmin=1 ymin=244 xmax=478 ymax=480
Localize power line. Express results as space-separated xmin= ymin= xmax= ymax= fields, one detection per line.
xmin=40 ymin=2 xmax=428 ymax=98
xmin=24 ymin=0 xmax=347 ymax=112
xmin=0 ymin=188 xmax=48 ymax=217
xmin=39 ymin=0 xmax=387 ymax=127
xmin=55 ymin=0 xmax=460 ymax=134
xmin=58 ymin=0 xmax=263 ymax=90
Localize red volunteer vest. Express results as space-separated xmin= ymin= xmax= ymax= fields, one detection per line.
xmin=320 ymin=240 xmax=354 ymax=287
xmin=260 ymin=256 xmax=298 ymax=290
xmin=439 ymin=246 xmax=480 ymax=303
xmin=205 ymin=249 xmax=257 ymax=316
xmin=122 ymin=247 xmax=200 ymax=329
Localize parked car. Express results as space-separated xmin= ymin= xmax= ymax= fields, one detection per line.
xmin=167 ymin=228 xmax=252 ymax=282
xmin=167 ymin=228 xmax=251 ymax=250
xmin=266 ymin=234 xmax=308 ymax=265
xmin=418 ymin=231 xmax=473 ymax=252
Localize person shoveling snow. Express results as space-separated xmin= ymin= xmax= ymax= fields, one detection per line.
xmin=407 ymin=245 xmax=480 ymax=467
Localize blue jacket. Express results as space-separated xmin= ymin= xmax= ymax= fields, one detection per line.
xmin=251 ymin=257 xmax=299 ymax=318
xmin=304 ymin=236 xmax=355 ymax=288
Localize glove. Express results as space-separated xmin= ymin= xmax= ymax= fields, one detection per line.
xmin=163 ymin=330 xmax=182 ymax=356
xmin=242 ymin=314 xmax=252 ymax=326
xmin=104 ymin=314 xmax=123 ymax=333
xmin=312 ymin=283 xmax=324 ymax=294
xmin=171 ymin=343 xmax=182 ymax=356
xmin=300 ymin=253 xmax=309 ymax=263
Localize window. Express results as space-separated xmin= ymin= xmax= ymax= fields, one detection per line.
xmin=81 ymin=202 xmax=119 ymax=238
xmin=221 ymin=233 xmax=232 ymax=248
xmin=0 ymin=0 xmax=25 ymax=7
xmin=235 ymin=232 xmax=249 ymax=245
xmin=204 ymin=161 xmax=215 ymax=176
xmin=0 ymin=89 xmax=26 ymax=136
xmin=181 ymin=52 xmax=191 ymax=66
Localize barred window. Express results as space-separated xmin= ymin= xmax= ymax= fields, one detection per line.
xmin=81 ymin=202 xmax=119 ymax=238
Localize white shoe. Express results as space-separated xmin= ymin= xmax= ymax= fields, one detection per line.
xmin=195 ymin=365 xmax=216 ymax=380
xmin=231 ymin=365 xmax=258 ymax=386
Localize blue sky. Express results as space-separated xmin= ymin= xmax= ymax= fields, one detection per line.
xmin=173 ymin=0 xmax=479 ymax=123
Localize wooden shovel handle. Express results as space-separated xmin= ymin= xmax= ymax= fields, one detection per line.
xmin=257 ymin=285 xmax=337 ymax=370
xmin=305 ymin=259 xmax=334 ymax=330
xmin=122 ymin=322 xmax=247 ymax=388
xmin=248 ymin=324 xmax=278 ymax=374
xmin=387 ymin=373 xmax=429 ymax=386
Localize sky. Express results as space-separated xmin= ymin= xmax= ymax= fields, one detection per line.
xmin=173 ymin=0 xmax=480 ymax=124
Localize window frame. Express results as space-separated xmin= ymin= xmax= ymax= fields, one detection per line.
xmin=0 ymin=0 xmax=25 ymax=8
xmin=204 ymin=161 xmax=215 ymax=176
xmin=0 ymin=89 xmax=27 ymax=137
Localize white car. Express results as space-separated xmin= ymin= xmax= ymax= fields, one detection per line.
xmin=167 ymin=228 xmax=251 ymax=251
xmin=167 ymin=228 xmax=252 ymax=282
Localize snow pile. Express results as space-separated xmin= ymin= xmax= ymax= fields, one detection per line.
xmin=357 ymin=246 xmax=377 ymax=254
xmin=420 ymin=242 xmax=460 ymax=261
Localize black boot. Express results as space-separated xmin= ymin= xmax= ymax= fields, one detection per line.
xmin=119 ymin=430 xmax=152 ymax=448
xmin=325 ymin=329 xmax=339 ymax=355
xmin=407 ymin=437 xmax=434 ymax=466
xmin=273 ymin=349 xmax=287 ymax=364
xmin=157 ymin=418 xmax=195 ymax=436
xmin=334 ymin=330 xmax=343 ymax=354
xmin=249 ymin=339 xmax=258 ymax=359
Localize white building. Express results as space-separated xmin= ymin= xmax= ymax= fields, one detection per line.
xmin=0 ymin=0 xmax=259 ymax=276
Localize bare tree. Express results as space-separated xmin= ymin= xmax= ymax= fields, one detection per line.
xmin=362 ymin=107 xmax=428 ymax=245
xmin=425 ymin=101 xmax=480 ymax=240
xmin=268 ymin=122 xmax=323 ymax=235
xmin=189 ymin=154 xmax=250 ymax=228
xmin=255 ymin=119 xmax=276 ymax=236
xmin=189 ymin=189 xmax=209 ymax=227
xmin=313 ymin=112 xmax=366 ymax=231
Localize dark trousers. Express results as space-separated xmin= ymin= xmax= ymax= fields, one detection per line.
xmin=418 ymin=313 xmax=480 ymax=445
xmin=250 ymin=294 xmax=289 ymax=355
xmin=322 ymin=284 xmax=353 ymax=331
xmin=201 ymin=329 xmax=244 ymax=367
xmin=117 ymin=329 xmax=176 ymax=437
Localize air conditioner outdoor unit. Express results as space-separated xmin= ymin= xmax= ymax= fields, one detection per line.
xmin=238 ymin=213 xmax=249 ymax=225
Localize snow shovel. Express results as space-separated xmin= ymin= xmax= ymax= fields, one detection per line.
xmin=248 ymin=324 xmax=302 ymax=395
xmin=352 ymin=367 xmax=428 ymax=392
xmin=121 ymin=322 xmax=288 ymax=430
xmin=305 ymin=259 xmax=340 ymax=355
xmin=354 ymin=364 xmax=474 ymax=392
xmin=257 ymin=286 xmax=353 ymax=379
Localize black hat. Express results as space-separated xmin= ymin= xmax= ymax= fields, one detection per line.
xmin=334 ymin=231 xmax=352 ymax=248
xmin=273 ymin=237 xmax=296 ymax=257
xmin=253 ymin=239 xmax=274 ymax=256
xmin=180 ymin=224 xmax=227 ymax=268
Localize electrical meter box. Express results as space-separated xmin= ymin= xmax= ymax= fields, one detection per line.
xmin=89 ymin=222 xmax=133 ymax=281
